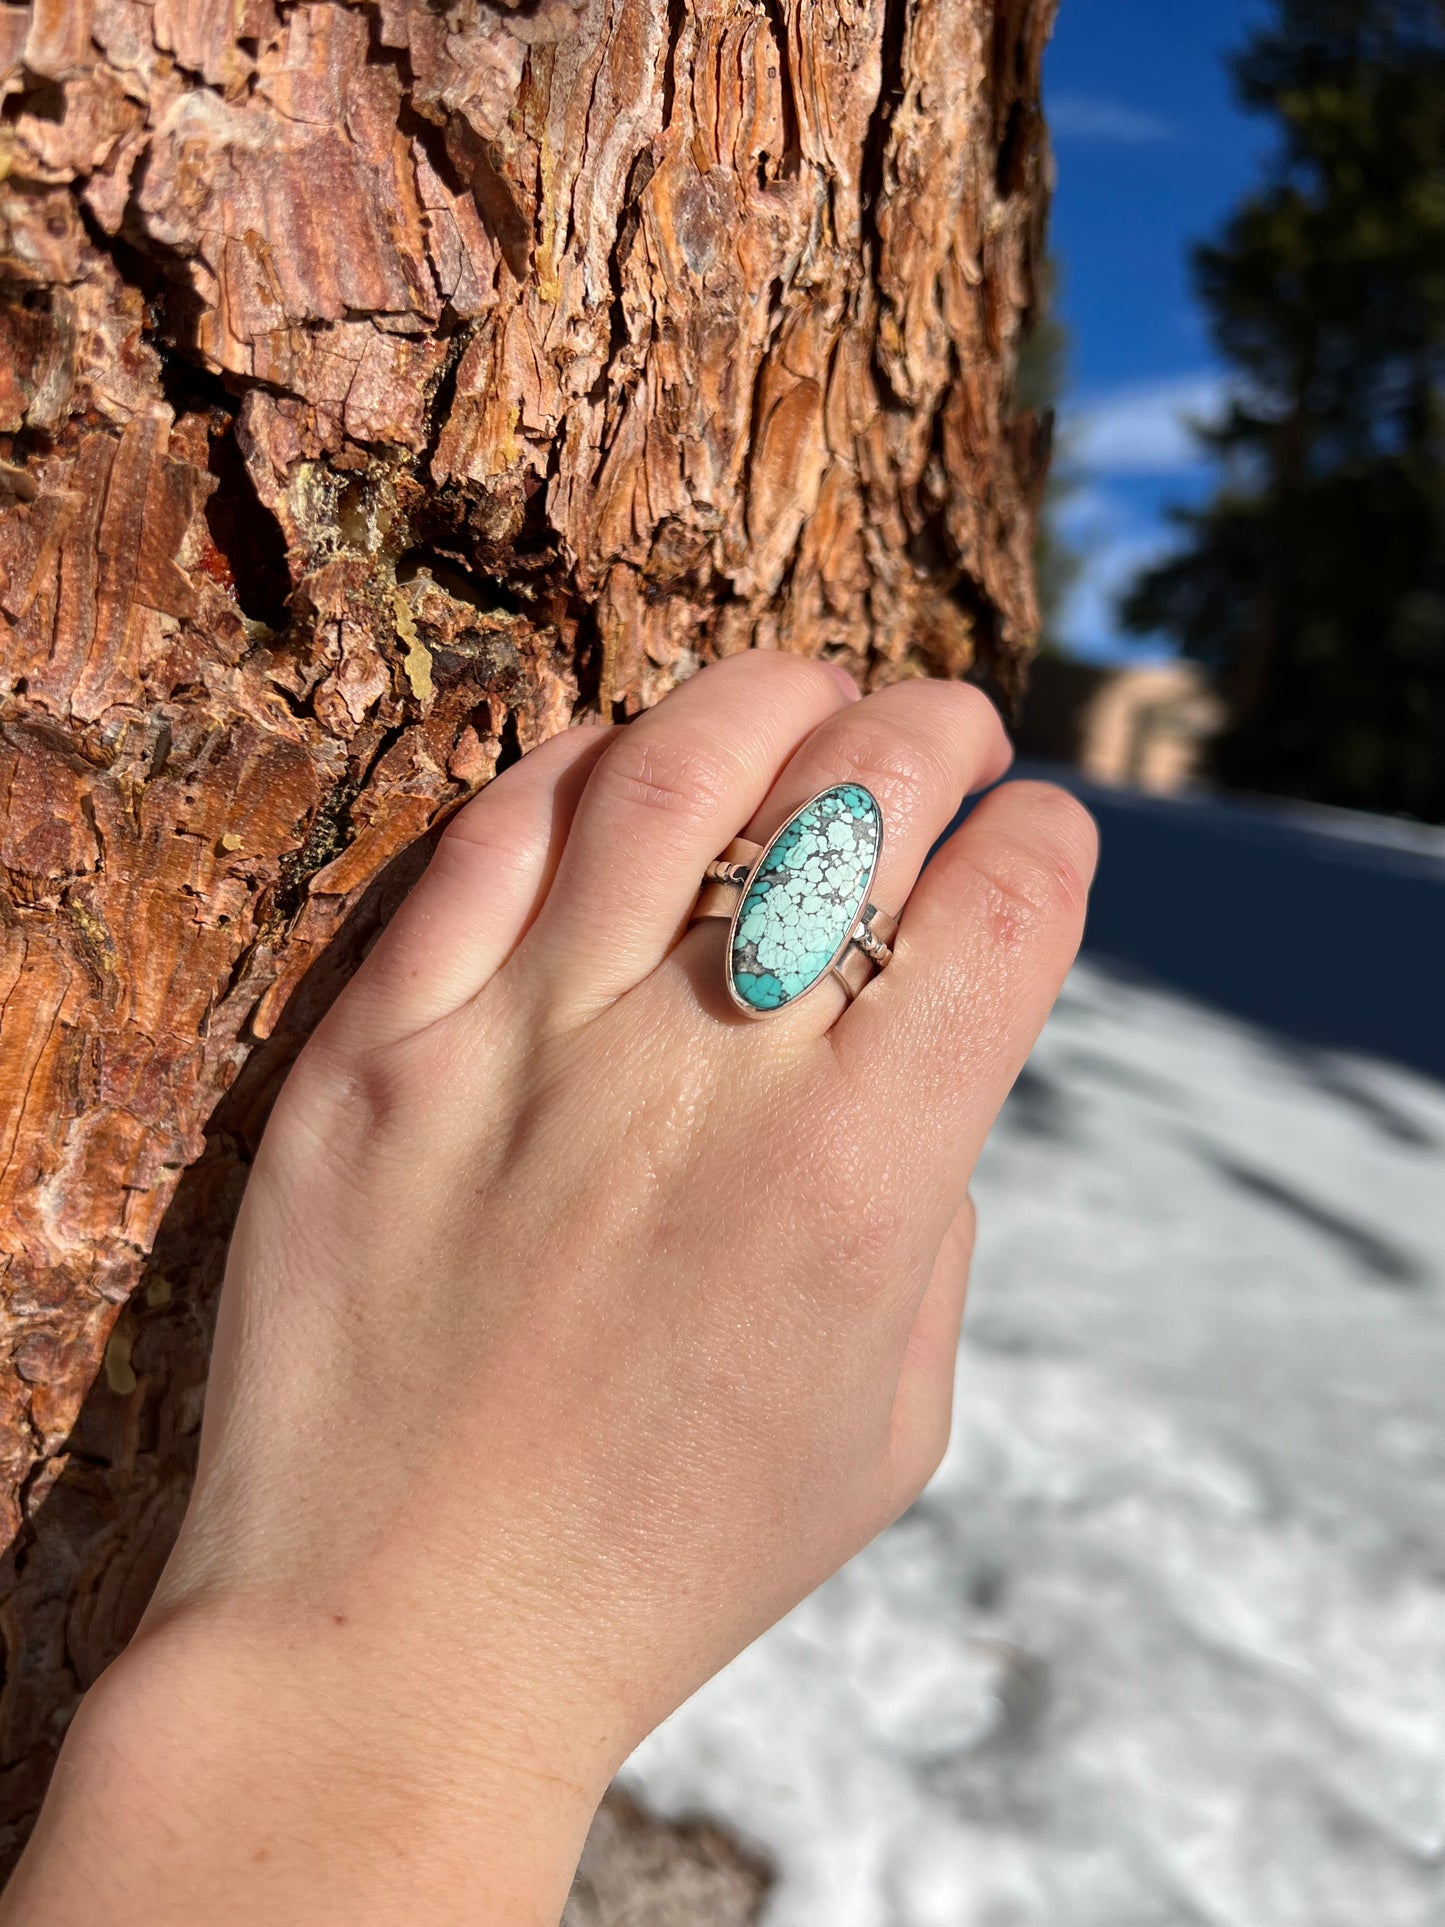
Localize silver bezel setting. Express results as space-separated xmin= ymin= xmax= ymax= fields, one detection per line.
xmin=723 ymin=784 xmax=884 ymax=1018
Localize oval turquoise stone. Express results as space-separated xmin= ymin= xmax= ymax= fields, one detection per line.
xmin=729 ymin=783 xmax=881 ymax=1012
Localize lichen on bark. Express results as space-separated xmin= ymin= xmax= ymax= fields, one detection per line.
xmin=0 ymin=0 xmax=1056 ymax=1870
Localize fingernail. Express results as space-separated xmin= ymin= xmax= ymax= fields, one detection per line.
xmin=822 ymin=659 xmax=862 ymax=702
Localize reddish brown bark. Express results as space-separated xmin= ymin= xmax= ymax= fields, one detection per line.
xmin=0 ymin=0 xmax=1054 ymax=1872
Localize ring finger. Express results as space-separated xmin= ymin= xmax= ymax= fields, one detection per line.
xmin=663 ymin=678 xmax=1013 ymax=1033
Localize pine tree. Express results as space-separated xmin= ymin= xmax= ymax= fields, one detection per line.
xmin=1122 ymin=0 xmax=1445 ymax=821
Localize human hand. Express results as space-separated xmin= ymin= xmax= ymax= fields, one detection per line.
xmin=5 ymin=655 xmax=1095 ymax=1925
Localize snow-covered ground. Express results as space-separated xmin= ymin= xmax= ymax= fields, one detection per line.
xmin=621 ymin=959 xmax=1445 ymax=1926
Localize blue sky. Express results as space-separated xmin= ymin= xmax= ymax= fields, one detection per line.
xmin=1044 ymin=0 xmax=1274 ymax=660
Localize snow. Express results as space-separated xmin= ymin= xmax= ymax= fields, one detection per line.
xmin=620 ymin=959 xmax=1445 ymax=1926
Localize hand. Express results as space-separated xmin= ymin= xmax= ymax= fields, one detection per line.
xmin=4 ymin=655 xmax=1096 ymax=1925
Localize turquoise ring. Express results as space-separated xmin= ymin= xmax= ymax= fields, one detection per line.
xmin=690 ymin=784 xmax=899 ymax=1016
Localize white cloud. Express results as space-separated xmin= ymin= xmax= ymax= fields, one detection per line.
xmin=1044 ymin=374 xmax=1246 ymax=655
xmin=1048 ymin=92 xmax=1174 ymax=144
xmin=1054 ymin=485 xmax=1179 ymax=662
xmin=1064 ymin=371 xmax=1231 ymax=477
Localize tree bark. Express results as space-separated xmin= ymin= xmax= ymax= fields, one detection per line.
xmin=0 ymin=0 xmax=1055 ymax=1873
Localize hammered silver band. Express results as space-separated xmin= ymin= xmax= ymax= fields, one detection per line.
xmin=703 ymin=857 xmax=753 ymax=888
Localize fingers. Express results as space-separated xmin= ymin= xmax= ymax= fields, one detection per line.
xmin=836 ymin=779 xmax=1098 ymax=1186
xmin=322 ymin=724 xmax=615 ymax=1051
xmin=512 ymin=653 xmax=858 ymax=1012
xmin=658 ymin=678 xmax=1012 ymax=1034
xmin=742 ymin=680 xmax=1012 ymax=895
xmin=886 ymin=1196 xmax=975 ymax=1515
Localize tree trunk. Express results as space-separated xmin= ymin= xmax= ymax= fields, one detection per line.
xmin=0 ymin=0 xmax=1054 ymax=1877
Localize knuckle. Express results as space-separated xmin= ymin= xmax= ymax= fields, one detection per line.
xmin=287 ymin=1005 xmax=485 ymax=1157
xmin=706 ymin=648 xmax=850 ymax=700
xmin=935 ymin=677 xmax=1007 ymax=742
xmin=812 ymin=726 xmax=947 ymax=827
xmin=275 ymin=1031 xmax=410 ymax=1155
xmin=593 ymin=727 xmax=738 ymax=829
xmin=964 ymin=842 xmax=1078 ymax=938
xmin=964 ymin=792 xmax=1097 ymax=938
xmin=1017 ymin=786 xmax=1098 ymax=916
xmin=434 ymin=816 xmax=540 ymax=891
xmin=1018 ymin=780 xmax=1099 ymax=850
xmin=429 ymin=805 xmax=554 ymax=909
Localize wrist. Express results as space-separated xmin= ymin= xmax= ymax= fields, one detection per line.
xmin=5 ymin=1597 xmax=606 ymax=1927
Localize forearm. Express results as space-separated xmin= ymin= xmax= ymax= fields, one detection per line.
xmin=0 ymin=1605 xmax=601 ymax=1927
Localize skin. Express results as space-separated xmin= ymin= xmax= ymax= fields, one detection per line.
xmin=1 ymin=655 xmax=1097 ymax=1925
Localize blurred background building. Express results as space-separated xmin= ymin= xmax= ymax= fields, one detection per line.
xmin=587 ymin=5 xmax=1445 ymax=1923
xmin=1015 ymin=657 xmax=1222 ymax=794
